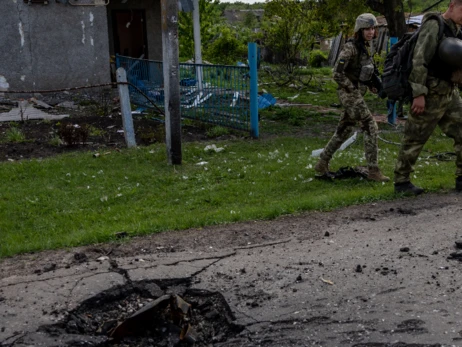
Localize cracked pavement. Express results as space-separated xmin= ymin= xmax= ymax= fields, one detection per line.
xmin=1 ymin=193 xmax=462 ymax=346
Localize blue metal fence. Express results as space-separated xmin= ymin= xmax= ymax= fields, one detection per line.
xmin=115 ymin=55 xmax=254 ymax=132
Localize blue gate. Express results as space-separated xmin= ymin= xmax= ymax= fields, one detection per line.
xmin=115 ymin=55 xmax=255 ymax=133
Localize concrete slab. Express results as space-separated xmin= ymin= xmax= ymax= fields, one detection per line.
xmin=0 ymin=101 xmax=69 ymax=122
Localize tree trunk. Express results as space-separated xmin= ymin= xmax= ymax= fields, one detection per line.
xmin=366 ymin=0 xmax=407 ymax=38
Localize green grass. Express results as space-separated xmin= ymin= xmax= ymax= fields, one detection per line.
xmin=0 ymin=128 xmax=457 ymax=258
xmin=3 ymin=126 xmax=26 ymax=143
xmin=206 ymin=125 xmax=231 ymax=138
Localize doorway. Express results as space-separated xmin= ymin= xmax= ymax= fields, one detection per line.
xmin=111 ymin=9 xmax=148 ymax=59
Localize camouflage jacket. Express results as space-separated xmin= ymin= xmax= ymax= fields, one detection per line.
xmin=333 ymin=40 xmax=374 ymax=91
xmin=409 ymin=13 xmax=460 ymax=97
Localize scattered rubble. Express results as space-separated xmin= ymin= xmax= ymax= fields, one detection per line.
xmin=39 ymin=280 xmax=243 ymax=347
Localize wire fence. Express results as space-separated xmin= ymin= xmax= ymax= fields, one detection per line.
xmin=0 ymin=84 xmax=120 ymax=121
xmin=116 ymin=55 xmax=252 ymax=131
xmin=0 ymin=84 xmax=167 ymax=155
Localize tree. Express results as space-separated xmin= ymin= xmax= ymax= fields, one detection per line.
xmin=366 ymin=0 xmax=406 ymax=38
xmin=178 ymin=0 xmax=223 ymax=59
xmin=315 ymin=0 xmax=441 ymax=38
xmin=204 ymin=25 xmax=249 ymax=65
xmin=259 ymin=0 xmax=327 ymax=73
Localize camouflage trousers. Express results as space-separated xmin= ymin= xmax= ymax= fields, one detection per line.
xmin=320 ymin=86 xmax=379 ymax=167
xmin=394 ymin=88 xmax=462 ymax=183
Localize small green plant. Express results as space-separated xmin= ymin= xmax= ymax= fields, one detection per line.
xmin=48 ymin=135 xmax=63 ymax=147
xmin=4 ymin=126 xmax=26 ymax=143
xmin=374 ymin=51 xmax=387 ymax=74
xmin=87 ymin=125 xmax=106 ymax=137
xmin=309 ymin=50 xmax=328 ymax=68
xmin=206 ymin=126 xmax=230 ymax=138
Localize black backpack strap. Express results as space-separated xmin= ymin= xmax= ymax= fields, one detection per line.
xmin=421 ymin=14 xmax=445 ymax=41
xmin=436 ymin=15 xmax=445 ymax=41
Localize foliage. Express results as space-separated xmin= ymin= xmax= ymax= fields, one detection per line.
xmin=204 ymin=25 xmax=249 ymax=65
xmin=309 ymin=50 xmax=328 ymax=68
xmin=259 ymin=1 xmax=316 ymax=73
xmin=216 ymin=2 xmax=265 ymax=11
xmin=48 ymin=135 xmax=63 ymax=147
xmin=243 ymin=11 xmax=259 ymax=28
xmin=312 ymin=0 xmax=368 ymax=37
xmin=3 ymin=126 xmax=26 ymax=143
xmin=315 ymin=0 xmax=446 ymax=38
xmin=179 ymin=0 xmax=223 ymax=59
xmin=374 ymin=51 xmax=387 ymax=74
xmin=406 ymin=0 xmax=447 ymax=13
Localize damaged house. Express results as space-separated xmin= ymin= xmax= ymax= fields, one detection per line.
xmin=0 ymin=0 xmax=164 ymax=91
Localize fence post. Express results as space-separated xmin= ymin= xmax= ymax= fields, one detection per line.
xmin=161 ymin=0 xmax=182 ymax=165
xmin=193 ymin=0 xmax=203 ymax=91
xmin=116 ymin=67 xmax=136 ymax=148
xmin=248 ymin=42 xmax=259 ymax=139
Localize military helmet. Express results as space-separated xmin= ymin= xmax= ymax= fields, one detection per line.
xmin=439 ymin=37 xmax=462 ymax=68
xmin=354 ymin=13 xmax=378 ymax=33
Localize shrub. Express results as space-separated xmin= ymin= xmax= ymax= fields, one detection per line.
xmin=309 ymin=50 xmax=328 ymax=68
xmin=4 ymin=126 xmax=26 ymax=143
xmin=48 ymin=135 xmax=63 ymax=147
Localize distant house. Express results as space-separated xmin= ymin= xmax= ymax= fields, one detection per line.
xmin=223 ymin=9 xmax=264 ymax=26
xmin=0 ymin=0 xmax=163 ymax=91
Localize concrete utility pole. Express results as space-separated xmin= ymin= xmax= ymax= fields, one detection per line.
xmin=161 ymin=0 xmax=182 ymax=165
xmin=192 ymin=0 xmax=203 ymax=91
xmin=116 ymin=68 xmax=137 ymax=148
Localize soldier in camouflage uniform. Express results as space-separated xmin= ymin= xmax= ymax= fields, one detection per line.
xmin=315 ymin=13 xmax=389 ymax=182
xmin=394 ymin=0 xmax=462 ymax=195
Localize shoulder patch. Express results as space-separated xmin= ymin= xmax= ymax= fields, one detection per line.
xmin=335 ymin=59 xmax=346 ymax=73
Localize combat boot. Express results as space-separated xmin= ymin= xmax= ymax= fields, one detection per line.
xmin=456 ymin=176 xmax=462 ymax=191
xmin=394 ymin=181 xmax=424 ymax=195
xmin=314 ymin=158 xmax=330 ymax=175
xmin=367 ymin=167 xmax=390 ymax=182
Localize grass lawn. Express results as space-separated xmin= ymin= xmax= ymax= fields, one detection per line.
xmin=0 ymin=125 xmax=457 ymax=258
xmin=0 ymin=67 xmax=458 ymax=258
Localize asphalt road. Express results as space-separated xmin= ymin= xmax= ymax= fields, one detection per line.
xmin=1 ymin=192 xmax=462 ymax=346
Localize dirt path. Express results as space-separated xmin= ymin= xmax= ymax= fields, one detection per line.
xmin=1 ymin=192 xmax=462 ymax=346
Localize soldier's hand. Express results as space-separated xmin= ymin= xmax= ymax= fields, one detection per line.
xmin=370 ymin=87 xmax=378 ymax=94
xmin=411 ymin=95 xmax=425 ymax=115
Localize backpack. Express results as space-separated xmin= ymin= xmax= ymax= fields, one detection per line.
xmin=381 ymin=14 xmax=445 ymax=102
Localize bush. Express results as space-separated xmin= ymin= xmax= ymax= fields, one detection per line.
xmin=374 ymin=51 xmax=387 ymax=74
xmin=309 ymin=50 xmax=328 ymax=68
xmin=204 ymin=26 xmax=248 ymax=65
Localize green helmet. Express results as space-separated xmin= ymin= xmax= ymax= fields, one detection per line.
xmin=439 ymin=37 xmax=462 ymax=68
xmin=354 ymin=13 xmax=378 ymax=33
